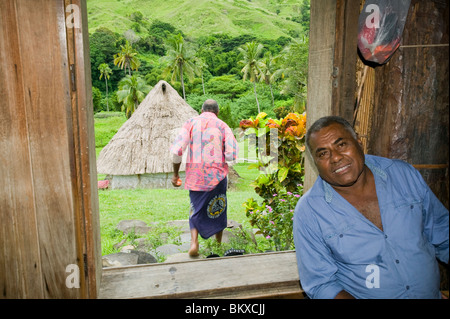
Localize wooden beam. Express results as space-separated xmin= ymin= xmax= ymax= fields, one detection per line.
xmin=331 ymin=0 xmax=360 ymax=123
xmin=99 ymin=251 xmax=303 ymax=299
xmin=65 ymin=0 xmax=102 ymax=298
xmin=304 ymin=0 xmax=338 ymax=191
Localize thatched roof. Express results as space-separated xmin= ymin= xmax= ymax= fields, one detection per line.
xmin=97 ymin=80 xmax=198 ymax=175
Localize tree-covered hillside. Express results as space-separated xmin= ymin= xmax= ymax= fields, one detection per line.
xmin=88 ymin=0 xmax=310 ymax=127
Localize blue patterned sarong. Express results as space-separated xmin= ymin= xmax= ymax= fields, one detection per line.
xmin=189 ymin=177 xmax=227 ymax=239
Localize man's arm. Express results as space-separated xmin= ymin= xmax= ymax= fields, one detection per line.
xmin=412 ymin=166 xmax=449 ymax=264
xmin=334 ymin=290 xmax=355 ymax=299
xmin=223 ymin=126 xmax=238 ymax=164
xmin=293 ymin=200 xmax=348 ymax=299
xmin=171 ymin=154 xmax=182 ymax=187
xmin=170 ymin=124 xmax=190 ymax=187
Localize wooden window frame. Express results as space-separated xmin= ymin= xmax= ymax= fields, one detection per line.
xmin=0 ymin=0 xmax=359 ymax=298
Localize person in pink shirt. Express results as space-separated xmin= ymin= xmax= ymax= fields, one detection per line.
xmin=170 ymin=99 xmax=238 ymax=256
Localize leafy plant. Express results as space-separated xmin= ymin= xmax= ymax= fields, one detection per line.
xmin=240 ymin=111 xmax=306 ymax=250
xmin=244 ymin=184 xmax=303 ymax=251
xmin=198 ymin=226 xmax=272 ymax=257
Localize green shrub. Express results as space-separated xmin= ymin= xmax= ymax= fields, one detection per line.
xmin=240 ymin=111 xmax=306 ymax=251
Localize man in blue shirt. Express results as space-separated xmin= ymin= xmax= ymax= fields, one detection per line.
xmin=293 ymin=116 xmax=449 ymax=299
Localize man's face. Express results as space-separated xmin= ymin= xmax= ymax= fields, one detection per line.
xmin=309 ymin=122 xmax=365 ymax=188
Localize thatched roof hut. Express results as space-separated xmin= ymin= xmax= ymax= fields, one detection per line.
xmin=97 ymin=80 xmax=198 ymax=189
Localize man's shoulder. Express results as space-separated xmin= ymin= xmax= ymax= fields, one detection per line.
xmin=365 ymin=154 xmax=418 ymax=178
xmin=294 ymin=180 xmax=327 ymax=219
xmin=199 ymin=113 xmax=231 ymax=128
xmin=212 ymin=115 xmax=232 ymax=130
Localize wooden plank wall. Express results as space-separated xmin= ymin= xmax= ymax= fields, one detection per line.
xmin=364 ymin=0 xmax=449 ymax=208
xmin=0 ymin=0 xmax=100 ymax=298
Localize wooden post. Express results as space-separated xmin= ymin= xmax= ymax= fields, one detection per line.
xmin=0 ymin=0 xmax=100 ymax=298
xmin=304 ymin=0 xmax=360 ymax=191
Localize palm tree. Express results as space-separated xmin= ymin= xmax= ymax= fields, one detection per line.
xmin=116 ymin=75 xmax=150 ymax=118
xmin=114 ymin=41 xmax=140 ymax=76
xmin=194 ymin=57 xmax=208 ymax=95
xmin=238 ymin=41 xmax=266 ymax=114
xmin=98 ymin=63 xmax=112 ymax=111
xmin=260 ymin=52 xmax=280 ymax=108
xmin=162 ymin=33 xmax=196 ymax=100
xmin=276 ymin=36 xmax=309 ymax=112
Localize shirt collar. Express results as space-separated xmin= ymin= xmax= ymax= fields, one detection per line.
xmin=200 ymin=111 xmax=218 ymax=119
xmin=322 ymin=155 xmax=388 ymax=203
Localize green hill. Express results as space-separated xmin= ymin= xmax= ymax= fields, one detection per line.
xmin=86 ymin=0 xmax=306 ymax=40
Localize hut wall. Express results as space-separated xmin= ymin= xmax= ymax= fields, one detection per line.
xmin=109 ymin=172 xmax=187 ymax=190
xmin=0 ymin=0 xmax=101 ymax=298
xmin=364 ymin=0 xmax=449 ymax=208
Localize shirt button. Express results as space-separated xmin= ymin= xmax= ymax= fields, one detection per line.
xmin=384 ymin=234 xmax=388 ymax=239
xmin=339 ymin=234 xmax=343 ymax=238
xmin=395 ymin=259 xmax=400 ymax=264
xmin=406 ymin=285 xmax=410 ymax=290
xmin=410 ymin=205 xmax=414 ymax=209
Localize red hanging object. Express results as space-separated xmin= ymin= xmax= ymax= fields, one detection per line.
xmin=357 ymin=0 xmax=411 ymax=64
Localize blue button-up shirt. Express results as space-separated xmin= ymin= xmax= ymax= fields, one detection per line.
xmin=293 ymin=155 xmax=449 ymax=299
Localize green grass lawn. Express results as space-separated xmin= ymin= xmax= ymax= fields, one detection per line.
xmin=98 ymin=163 xmax=262 ymax=255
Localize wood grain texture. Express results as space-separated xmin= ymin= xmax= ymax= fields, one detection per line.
xmin=366 ymin=0 xmax=449 ymax=208
xmin=0 ymin=0 xmax=101 ymax=298
xmin=0 ymin=0 xmax=43 ymax=298
xmin=99 ymin=251 xmax=302 ymax=299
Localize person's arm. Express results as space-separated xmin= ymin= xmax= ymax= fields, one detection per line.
xmin=223 ymin=126 xmax=238 ymax=164
xmin=334 ymin=290 xmax=355 ymax=299
xmin=293 ymin=199 xmax=347 ymax=299
xmin=170 ymin=124 xmax=190 ymax=187
xmin=413 ymin=167 xmax=449 ymax=264
xmin=171 ymin=155 xmax=182 ymax=187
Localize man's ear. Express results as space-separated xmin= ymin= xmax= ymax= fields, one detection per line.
xmin=356 ymin=133 xmax=364 ymax=150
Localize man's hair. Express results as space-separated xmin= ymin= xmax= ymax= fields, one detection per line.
xmin=305 ymin=116 xmax=358 ymax=154
xmin=202 ymin=99 xmax=219 ymax=114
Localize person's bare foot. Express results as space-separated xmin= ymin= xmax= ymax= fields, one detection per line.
xmin=188 ymin=228 xmax=199 ymax=257
xmin=188 ymin=241 xmax=199 ymax=257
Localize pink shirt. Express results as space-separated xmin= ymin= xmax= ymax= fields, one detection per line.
xmin=170 ymin=112 xmax=238 ymax=191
